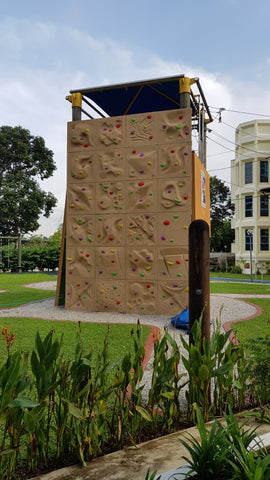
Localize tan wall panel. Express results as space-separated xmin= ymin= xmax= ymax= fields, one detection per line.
xmin=65 ymin=108 xmax=192 ymax=315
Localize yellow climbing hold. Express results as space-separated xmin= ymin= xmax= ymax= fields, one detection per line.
xmin=89 ymin=196 xmax=92 ymax=200
xmin=119 ymin=224 xmax=123 ymax=228
xmin=100 ymin=289 xmax=104 ymax=293
xmin=70 ymin=204 xmax=75 ymax=208
xmin=184 ymin=225 xmax=188 ymax=229
xmin=145 ymin=266 xmax=152 ymax=270
xmin=129 ymin=305 xmax=133 ymax=309
xmin=148 ymin=161 xmax=152 ymax=165
xmin=174 ymin=162 xmax=178 ymax=166
xmin=110 ymin=249 xmax=116 ymax=253
xmin=167 ymin=261 xmax=174 ymax=265
xmin=67 ymin=257 xmax=72 ymax=261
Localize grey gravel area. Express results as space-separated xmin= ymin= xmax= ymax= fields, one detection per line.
xmin=0 ymin=282 xmax=264 ymax=404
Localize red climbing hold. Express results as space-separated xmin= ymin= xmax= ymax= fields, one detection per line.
xmin=164 ymin=220 xmax=170 ymax=225
xmin=138 ymin=182 xmax=144 ymax=186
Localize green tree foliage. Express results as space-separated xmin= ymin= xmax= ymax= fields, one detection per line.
xmin=0 ymin=126 xmax=57 ymax=237
xmin=210 ymin=176 xmax=235 ymax=252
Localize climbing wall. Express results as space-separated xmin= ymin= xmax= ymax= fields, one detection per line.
xmin=65 ymin=108 xmax=192 ymax=314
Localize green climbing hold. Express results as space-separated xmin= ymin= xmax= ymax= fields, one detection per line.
xmin=98 ymin=217 xmax=103 ymax=221
xmin=174 ymin=199 xmax=181 ymax=203
xmin=88 ymin=237 xmax=93 ymax=242
xmin=160 ymin=163 xmax=165 ymax=167
xmin=78 ymin=218 xmax=83 ymax=223
xmin=177 ymin=273 xmax=181 ymax=277
xmin=132 ymin=118 xmax=136 ymax=122
xmin=175 ymin=126 xmax=182 ymax=129
xmin=140 ymin=273 xmax=145 ymax=277
xmin=103 ymin=185 xmax=109 ymax=189
xmin=112 ymin=272 xmax=118 ymax=276
xmin=83 ymin=295 xmax=87 ymax=299
xmin=136 ymin=236 xmax=140 ymax=240
xmin=173 ymin=215 xmax=179 ymax=219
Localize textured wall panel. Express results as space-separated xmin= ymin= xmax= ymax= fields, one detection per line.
xmin=65 ymin=108 xmax=192 ymax=315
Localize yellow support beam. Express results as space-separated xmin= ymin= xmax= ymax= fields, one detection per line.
xmin=179 ymin=77 xmax=196 ymax=94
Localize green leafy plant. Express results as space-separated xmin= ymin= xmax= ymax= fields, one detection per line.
xmin=179 ymin=404 xmax=230 ymax=479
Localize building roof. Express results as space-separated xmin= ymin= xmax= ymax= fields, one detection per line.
xmin=69 ymin=74 xmax=212 ymax=121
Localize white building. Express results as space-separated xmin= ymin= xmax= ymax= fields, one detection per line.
xmin=231 ymin=120 xmax=270 ymax=274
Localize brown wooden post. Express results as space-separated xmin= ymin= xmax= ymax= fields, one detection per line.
xmin=189 ymin=219 xmax=210 ymax=347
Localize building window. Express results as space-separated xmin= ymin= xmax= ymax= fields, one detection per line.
xmin=245 ymin=195 xmax=253 ymax=217
xmin=260 ymin=195 xmax=269 ymax=217
xmin=245 ymin=162 xmax=253 ymax=183
xmin=260 ymin=229 xmax=269 ymax=251
xmin=245 ymin=229 xmax=253 ymax=251
xmin=260 ymin=160 xmax=269 ymax=183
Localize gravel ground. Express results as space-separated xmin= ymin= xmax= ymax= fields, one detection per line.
xmin=0 ymin=281 xmax=264 ymax=403
xmin=0 ymin=282 xmax=259 ymax=330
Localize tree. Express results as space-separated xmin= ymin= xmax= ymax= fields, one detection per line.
xmin=210 ymin=176 xmax=235 ymax=252
xmin=0 ymin=126 xmax=57 ymax=237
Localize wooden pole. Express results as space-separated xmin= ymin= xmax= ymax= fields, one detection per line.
xmin=189 ymin=220 xmax=210 ymax=347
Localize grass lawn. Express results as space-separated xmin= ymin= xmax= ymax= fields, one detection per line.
xmin=0 ymin=317 xmax=151 ymax=366
xmin=210 ymin=282 xmax=270 ymax=295
xmin=0 ymin=272 xmax=56 ymax=307
xmin=0 ymin=273 xmax=152 ymax=367
xmin=211 ymin=272 xmax=270 ymax=282
xmin=231 ymin=298 xmax=270 ymax=343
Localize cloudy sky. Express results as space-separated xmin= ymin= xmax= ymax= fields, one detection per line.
xmin=1 ymin=0 xmax=270 ymax=236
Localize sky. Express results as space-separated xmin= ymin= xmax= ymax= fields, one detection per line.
xmin=1 ymin=0 xmax=270 ymax=237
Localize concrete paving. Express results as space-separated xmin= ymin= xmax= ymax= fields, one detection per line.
xmin=30 ymin=416 xmax=270 ymax=480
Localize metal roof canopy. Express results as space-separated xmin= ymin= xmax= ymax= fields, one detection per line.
xmin=69 ymin=74 xmax=212 ymax=122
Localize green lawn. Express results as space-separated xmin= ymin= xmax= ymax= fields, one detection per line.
xmin=0 ymin=273 xmax=56 ymax=307
xmin=0 ymin=317 xmax=151 ymax=366
xmin=210 ymin=282 xmax=270 ymax=295
xmin=211 ymin=272 xmax=270 ymax=281
xmin=0 ymin=273 xmax=151 ymax=366
xmin=231 ymin=298 xmax=270 ymax=343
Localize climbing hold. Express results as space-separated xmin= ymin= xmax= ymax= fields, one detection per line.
xmin=147 ymin=114 xmax=152 ymax=119
xmin=116 ymin=123 xmax=121 ymax=128
xmin=138 ymin=182 xmax=144 ymax=186
xmin=167 ymin=261 xmax=174 ymax=265
xmin=161 ymin=235 xmax=166 ymax=240
xmin=170 ymin=149 xmax=175 ymax=153
xmin=164 ymin=220 xmax=170 ymax=225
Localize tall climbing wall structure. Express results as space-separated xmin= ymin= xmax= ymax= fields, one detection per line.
xmin=65 ymin=107 xmax=193 ymax=314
